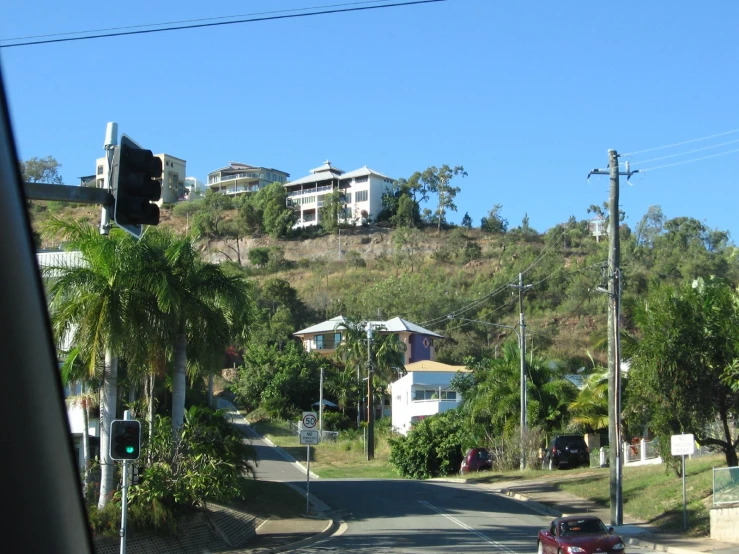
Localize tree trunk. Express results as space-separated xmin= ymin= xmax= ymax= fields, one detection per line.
xmin=208 ymin=372 xmax=214 ymax=409
xmin=171 ymin=324 xmax=188 ymax=434
xmin=97 ymin=349 xmax=118 ymax=509
xmin=147 ymin=371 xmax=155 ymax=465
xmin=81 ymin=392 xmax=90 ymax=498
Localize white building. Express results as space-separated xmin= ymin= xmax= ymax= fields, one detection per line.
xmin=390 ymin=360 xmax=469 ymax=435
xmin=207 ymin=161 xmax=289 ymax=196
xmin=285 ymin=161 xmax=394 ymax=229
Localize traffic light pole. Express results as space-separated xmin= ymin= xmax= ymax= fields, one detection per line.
xmin=119 ymin=410 xmax=131 ymax=554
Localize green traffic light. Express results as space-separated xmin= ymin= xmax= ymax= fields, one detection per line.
xmin=126 ymin=446 xmax=134 ymax=454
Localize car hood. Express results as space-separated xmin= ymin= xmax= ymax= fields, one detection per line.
xmin=564 ymin=533 xmax=623 ymax=550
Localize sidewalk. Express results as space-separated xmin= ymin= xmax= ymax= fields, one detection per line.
xmin=470 ymin=476 xmax=739 ymax=554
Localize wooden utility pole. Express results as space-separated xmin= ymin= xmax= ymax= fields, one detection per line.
xmin=588 ymin=150 xmax=638 ymax=526
xmin=366 ymin=323 xmax=374 ymax=460
xmin=607 ymin=149 xmax=623 ymax=526
xmin=510 ymin=274 xmax=532 ymax=470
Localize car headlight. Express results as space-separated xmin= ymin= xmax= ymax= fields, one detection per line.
xmin=567 ymin=547 xmax=586 ymax=554
xmin=612 ymin=542 xmax=625 ymax=550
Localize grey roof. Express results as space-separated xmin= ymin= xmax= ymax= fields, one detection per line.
xmin=310 ymin=160 xmax=344 ymax=174
xmin=285 ymin=172 xmax=340 ymax=187
xmin=378 ymin=317 xmax=443 ymax=338
xmin=294 ymin=315 xmax=348 ymax=336
xmin=340 ymin=166 xmax=393 ymax=181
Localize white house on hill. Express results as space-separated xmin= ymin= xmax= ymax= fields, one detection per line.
xmin=390 ymin=360 xmax=469 ymax=435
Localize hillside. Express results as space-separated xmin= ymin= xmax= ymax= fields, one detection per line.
xmin=30 ymin=200 xmax=739 ymax=368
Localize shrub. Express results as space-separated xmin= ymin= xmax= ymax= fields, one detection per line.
xmin=345 ymin=250 xmax=366 ymax=268
xmin=389 ymin=410 xmax=471 ymax=479
xmin=322 ymin=412 xmax=353 ymax=431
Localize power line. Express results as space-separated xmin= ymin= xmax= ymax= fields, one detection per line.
xmin=0 ymin=0 xmax=392 ymax=42
xmin=621 ymin=128 xmax=739 ymax=157
xmin=0 ymin=0 xmax=446 ymax=49
xmin=628 ymin=138 xmax=739 ymax=166
xmin=641 ymin=148 xmax=739 ymax=172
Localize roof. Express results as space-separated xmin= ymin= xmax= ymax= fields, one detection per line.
xmin=208 ymin=162 xmax=289 ymax=176
xmin=294 ymin=315 xmax=349 ymax=336
xmin=310 ymin=160 xmax=344 ymax=175
xmin=379 ymin=317 xmax=443 ymax=338
xmin=404 ymin=360 xmax=470 ymax=373
xmin=340 ymin=166 xmax=393 ymax=181
xmin=294 ymin=315 xmax=443 ymax=338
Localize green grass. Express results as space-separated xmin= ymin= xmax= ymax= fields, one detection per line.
xmin=555 ymin=455 xmax=724 ymax=536
xmin=250 ymin=420 xmax=401 ymax=479
xmin=233 ymin=479 xmax=307 ymax=519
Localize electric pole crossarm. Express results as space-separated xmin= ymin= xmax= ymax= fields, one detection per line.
xmin=24 ymin=182 xmax=114 ymax=205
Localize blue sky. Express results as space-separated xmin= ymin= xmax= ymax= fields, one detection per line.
xmin=2 ymin=0 xmax=738 ymax=240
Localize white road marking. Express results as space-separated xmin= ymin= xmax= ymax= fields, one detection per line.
xmin=418 ymin=500 xmax=519 ymax=554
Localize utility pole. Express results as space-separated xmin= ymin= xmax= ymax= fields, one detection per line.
xmin=100 ymin=122 xmax=118 ymax=235
xmin=366 ymin=323 xmax=374 ymax=460
xmin=319 ymin=367 xmax=324 ymax=437
xmin=588 ymin=150 xmax=638 ymax=526
xmin=510 ymin=273 xmax=532 ymax=470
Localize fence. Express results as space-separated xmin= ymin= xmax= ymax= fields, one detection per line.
xmin=589 ymin=439 xmax=660 ymax=468
xmin=713 ymin=466 xmax=739 ymax=506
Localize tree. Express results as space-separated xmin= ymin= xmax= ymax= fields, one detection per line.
xmin=151 ymin=232 xmax=251 ymax=434
xmin=43 ymin=219 xmax=154 ymax=508
xmin=319 ymin=189 xmax=345 ymax=234
xmin=392 ymin=226 xmax=424 ymax=273
xmin=419 ymin=165 xmax=467 ymax=231
xmin=20 ymin=155 xmax=63 ymax=184
xmin=248 ymin=247 xmax=270 ymax=268
xmin=461 ymin=212 xmax=472 ymax=229
xmin=480 ymin=204 xmax=508 ymax=233
xmin=629 ymin=277 xmax=739 ymax=467
xmin=568 ymin=366 xmax=609 ymax=431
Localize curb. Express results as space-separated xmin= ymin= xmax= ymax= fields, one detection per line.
xmin=261 ymin=517 xmax=343 ymax=554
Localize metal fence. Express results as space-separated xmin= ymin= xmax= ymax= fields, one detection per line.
xmin=713 ymin=466 xmax=739 ymax=506
xmin=288 ymin=421 xmax=339 ymax=442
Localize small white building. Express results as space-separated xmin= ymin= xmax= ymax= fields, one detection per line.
xmin=390 ymin=360 xmax=470 ymax=435
xmin=285 ymin=161 xmax=394 ymax=228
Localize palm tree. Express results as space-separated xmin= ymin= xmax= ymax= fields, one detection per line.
xmin=326 ymin=367 xmax=358 ymax=415
xmin=145 ymin=230 xmax=251 ymax=433
xmin=370 ymin=332 xmax=406 ymax=418
xmin=44 ymin=218 xmax=156 ymax=508
xmin=568 ymin=369 xmax=609 ymax=431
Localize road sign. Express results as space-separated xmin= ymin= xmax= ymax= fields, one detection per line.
xmin=671 ymin=433 xmax=695 ymax=456
xmin=302 ymin=411 xmax=318 ymax=429
xmin=300 ymin=430 xmax=320 ymax=445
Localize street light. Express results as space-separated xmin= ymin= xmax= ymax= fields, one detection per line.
xmin=448 ymin=315 xmax=528 ymax=470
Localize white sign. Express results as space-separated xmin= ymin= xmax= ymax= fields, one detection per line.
xmin=302 ymin=411 xmax=318 ymax=429
xmin=300 ymin=430 xmax=320 ymax=445
xmin=671 ymin=433 xmax=695 ymax=456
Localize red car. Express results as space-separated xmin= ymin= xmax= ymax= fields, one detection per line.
xmin=537 ymin=516 xmax=626 ymax=554
xmin=459 ymin=447 xmax=492 ymax=474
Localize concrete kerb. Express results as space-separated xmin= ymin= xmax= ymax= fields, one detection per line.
xmin=260 ymin=517 xmax=344 ymax=554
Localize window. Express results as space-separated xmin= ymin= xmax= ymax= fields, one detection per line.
xmin=354 ymin=175 xmax=368 ymax=183
xmin=344 ymin=192 xmax=352 ymax=203
xmin=97 ymin=165 xmax=103 ymax=175
xmin=315 ymin=333 xmax=341 ymax=350
xmin=413 ymin=389 xmax=457 ymax=401
xmin=356 ymin=190 xmax=368 ymax=202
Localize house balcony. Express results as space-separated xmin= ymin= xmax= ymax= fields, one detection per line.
xmin=287 ymin=184 xmax=333 ymax=197
xmin=408 ymin=398 xmax=461 ymax=419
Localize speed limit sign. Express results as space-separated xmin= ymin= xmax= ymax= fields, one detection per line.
xmin=302 ymin=412 xmax=318 ymax=429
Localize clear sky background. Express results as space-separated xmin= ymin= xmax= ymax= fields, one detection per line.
xmin=1 ymin=0 xmax=737 ymax=240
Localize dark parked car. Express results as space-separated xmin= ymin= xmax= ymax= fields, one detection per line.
xmin=544 ymin=434 xmax=590 ymax=469
xmin=460 ymin=447 xmax=492 ymax=474
xmin=537 ymin=516 xmax=625 ymax=554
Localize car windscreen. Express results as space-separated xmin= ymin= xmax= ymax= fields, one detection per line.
xmin=561 ymin=519 xmax=607 ymax=535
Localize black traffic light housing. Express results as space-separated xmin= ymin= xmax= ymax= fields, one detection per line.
xmin=111 ymin=134 xmax=162 ymax=237
xmin=109 ymin=420 xmax=141 ymax=461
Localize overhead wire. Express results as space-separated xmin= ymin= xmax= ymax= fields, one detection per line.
xmin=640 ymin=148 xmax=739 ymax=172
xmin=621 ymin=128 xmax=739 ymax=157
xmin=0 ymin=0 xmax=393 ymax=42
xmin=0 ymin=0 xmax=447 ymax=48
xmin=627 ymin=138 xmax=739 ymax=166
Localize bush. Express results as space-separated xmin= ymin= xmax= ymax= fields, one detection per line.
xmin=389 ymin=410 xmax=472 ymax=479
xmin=345 ymin=250 xmax=366 ymax=268
xmin=173 ymin=199 xmax=204 ymax=217
xmin=87 ymin=502 xmax=120 ymax=536
xmin=322 ymin=412 xmax=353 ymax=431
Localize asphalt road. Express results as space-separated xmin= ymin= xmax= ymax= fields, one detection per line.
xmin=219 ymin=403 xmax=654 ymax=553
xmin=293 ymin=478 xmax=654 ymax=554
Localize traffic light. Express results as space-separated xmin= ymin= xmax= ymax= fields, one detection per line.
xmin=111 ymin=134 xmax=162 ymax=237
xmin=109 ymin=420 xmax=141 ymax=461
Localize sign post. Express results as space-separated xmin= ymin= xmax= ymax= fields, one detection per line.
xmin=300 ymin=412 xmax=319 ymax=514
xmin=671 ymin=433 xmax=695 ymax=531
